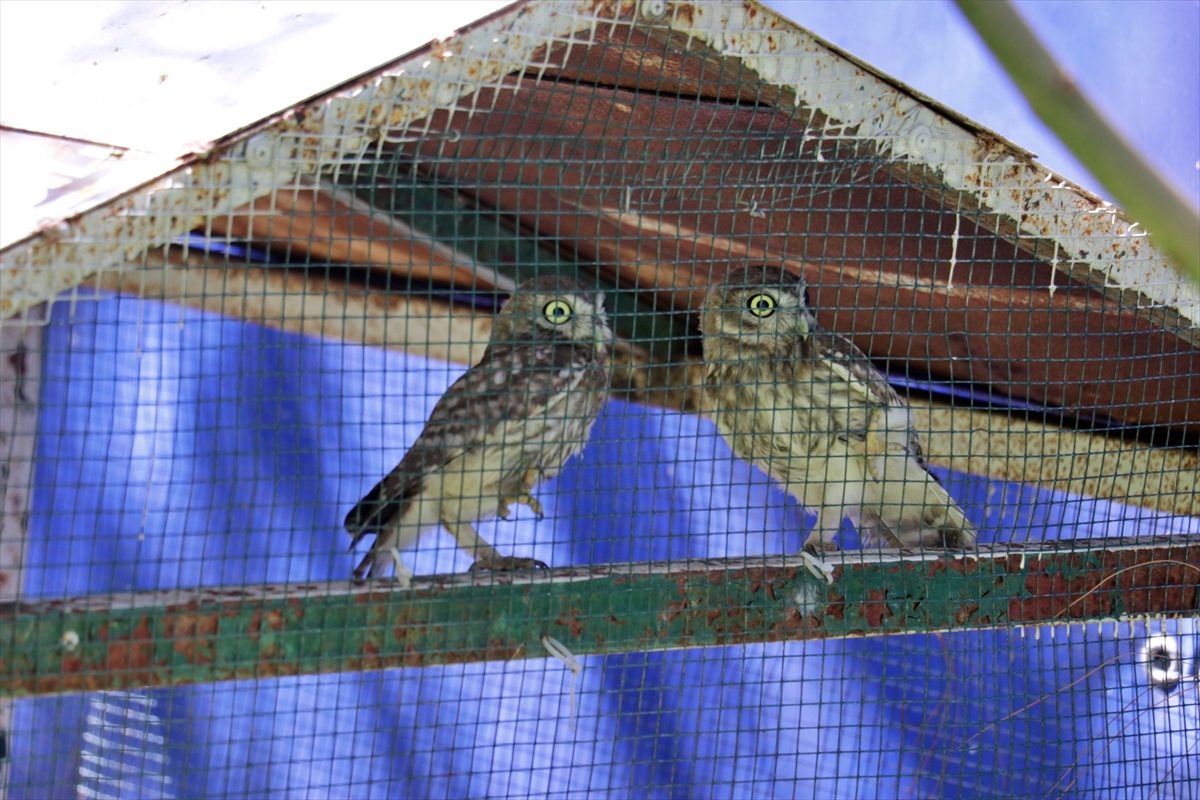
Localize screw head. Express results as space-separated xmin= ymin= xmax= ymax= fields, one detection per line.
xmin=641 ymin=0 xmax=667 ymax=20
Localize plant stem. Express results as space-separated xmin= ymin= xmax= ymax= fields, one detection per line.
xmin=955 ymin=0 xmax=1199 ymax=286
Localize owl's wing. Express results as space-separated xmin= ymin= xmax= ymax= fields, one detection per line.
xmin=815 ymin=329 xmax=927 ymax=465
xmin=344 ymin=343 xmax=602 ymax=544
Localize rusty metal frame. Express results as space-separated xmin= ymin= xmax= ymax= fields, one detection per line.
xmin=3 ymin=536 xmax=1198 ymax=697
xmin=3 ymin=0 xmax=1195 ymax=328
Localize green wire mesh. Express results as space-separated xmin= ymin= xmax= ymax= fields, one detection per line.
xmin=1 ymin=3 xmax=1197 ymax=798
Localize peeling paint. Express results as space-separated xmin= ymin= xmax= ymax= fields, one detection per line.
xmin=667 ymin=1 xmax=1199 ymax=325
xmin=1 ymin=0 xmax=624 ymax=317
xmin=4 ymin=0 xmax=1195 ymax=327
xmin=3 ymin=537 xmax=1197 ymax=697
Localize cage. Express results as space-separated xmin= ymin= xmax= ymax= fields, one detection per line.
xmin=2 ymin=1 xmax=1198 ymax=798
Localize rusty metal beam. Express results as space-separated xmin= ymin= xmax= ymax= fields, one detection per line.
xmin=3 ymin=536 xmax=1198 ymax=698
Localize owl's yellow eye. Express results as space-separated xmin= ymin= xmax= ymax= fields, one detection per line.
xmin=746 ymin=293 xmax=777 ymax=318
xmin=543 ymin=299 xmax=574 ymax=325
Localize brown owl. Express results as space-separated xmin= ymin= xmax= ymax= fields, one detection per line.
xmin=700 ymin=265 xmax=977 ymax=555
xmin=345 ymin=275 xmax=613 ymax=578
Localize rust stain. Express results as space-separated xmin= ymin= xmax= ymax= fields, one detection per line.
xmin=167 ymin=614 xmax=218 ymax=665
xmin=769 ymin=607 xmax=822 ymax=638
xmin=954 ymin=603 xmax=980 ymax=625
xmin=948 ymin=556 xmax=982 ymax=576
xmin=248 ymin=609 xmax=263 ymax=642
xmin=860 ymin=589 xmax=892 ymax=628
xmin=107 ymin=617 xmax=155 ymax=672
xmin=660 ymin=599 xmax=689 ymax=625
xmin=554 ymin=608 xmax=584 ymax=638
xmin=825 ymin=590 xmax=846 ymax=622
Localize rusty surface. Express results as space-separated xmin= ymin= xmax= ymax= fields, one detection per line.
xmin=5 ymin=0 xmax=1195 ymax=340
xmin=4 ymin=536 xmax=1199 ymax=697
xmin=208 ymin=180 xmax=515 ymax=293
xmin=537 ymin=17 xmax=783 ymax=105
xmin=4 ymin=0 xmax=1195 ymax=447
xmin=382 ymin=75 xmax=1198 ymax=433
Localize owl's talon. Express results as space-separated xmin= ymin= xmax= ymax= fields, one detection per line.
xmin=498 ymin=493 xmax=544 ymax=520
xmin=942 ymin=527 xmax=978 ymax=551
xmin=469 ymin=555 xmax=550 ymax=572
xmin=519 ymin=492 xmax=545 ymax=519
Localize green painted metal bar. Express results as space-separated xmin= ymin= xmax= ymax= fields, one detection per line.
xmin=3 ymin=536 xmax=1198 ymax=697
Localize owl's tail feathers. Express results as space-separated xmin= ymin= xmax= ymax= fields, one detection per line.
xmin=344 ymin=478 xmax=412 ymax=578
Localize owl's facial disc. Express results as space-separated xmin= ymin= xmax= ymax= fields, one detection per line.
xmin=732 ymin=287 xmax=810 ymax=341
xmin=533 ymin=291 xmax=611 ymax=352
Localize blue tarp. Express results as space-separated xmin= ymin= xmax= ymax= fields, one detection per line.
xmin=10 ymin=295 xmax=1199 ymax=798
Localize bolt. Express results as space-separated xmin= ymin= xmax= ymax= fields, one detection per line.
xmin=641 ymin=0 xmax=667 ymax=20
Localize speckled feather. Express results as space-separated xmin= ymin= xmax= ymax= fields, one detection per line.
xmin=345 ymin=277 xmax=612 ymax=577
xmin=701 ymin=265 xmax=976 ymax=553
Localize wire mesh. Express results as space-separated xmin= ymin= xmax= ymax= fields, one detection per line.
xmin=2 ymin=2 xmax=1198 ymax=798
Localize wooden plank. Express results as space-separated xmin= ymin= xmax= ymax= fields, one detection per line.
xmin=388 ymin=76 xmax=1200 ymax=435
xmin=206 ymin=180 xmax=516 ymax=293
xmin=538 ymin=19 xmax=784 ymax=105
xmin=90 ymin=252 xmax=1198 ymax=518
xmin=0 ymin=305 xmax=43 ymax=800
xmin=86 ymin=249 xmax=705 ymax=415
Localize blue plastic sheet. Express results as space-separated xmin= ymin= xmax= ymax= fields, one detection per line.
xmin=10 ymin=295 xmax=1198 ymax=798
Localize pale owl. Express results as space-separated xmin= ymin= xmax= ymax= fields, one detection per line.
xmin=700 ymin=265 xmax=977 ymax=554
xmin=345 ymin=275 xmax=613 ymax=577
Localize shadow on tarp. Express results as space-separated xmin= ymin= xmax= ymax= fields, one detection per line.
xmin=10 ymin=295 xmax=1198 ymax=799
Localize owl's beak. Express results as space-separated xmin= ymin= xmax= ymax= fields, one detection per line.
xmin=795 ymin=315 xmax=810 ymax=338
xmin=593 ymin=324 xmax=609 ymax=353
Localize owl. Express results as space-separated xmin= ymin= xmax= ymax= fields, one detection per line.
xmin=700 ymin=265 xmax=977 ymax=555
xmin=345 ymin=275 xmax=613 ymax=578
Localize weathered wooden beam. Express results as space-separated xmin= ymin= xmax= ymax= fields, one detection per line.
xmin=394 ymin=75 xmax=1200 ymax=436
xmin=0 ymin=305 xmax=43 ymax=799
xmin=88 ymin=252 xmax=1198 ymax=517
xmin=86 ymin=250 xmax=707 ymax=414
xmin=914 ymin=399 xmax=1200 ymax=519
xmin=3 ymin=537 xmax=1198 ymax=698
xmin=206 ymin=180 xmax=517 ymax=294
